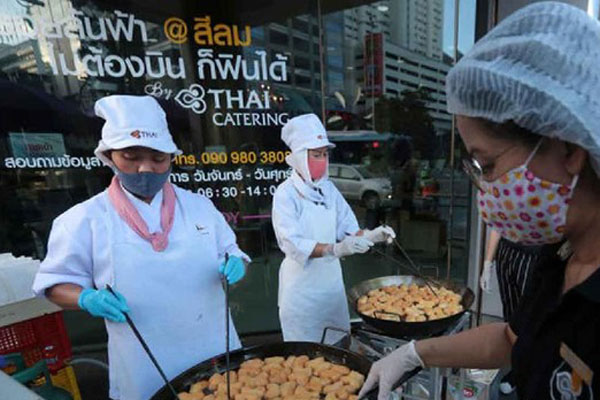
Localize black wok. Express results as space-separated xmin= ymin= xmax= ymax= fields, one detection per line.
xmin=348 ymin=275 xmax=475 ymax=339
xmin=150 ymin=342 xmax=372 ymax=400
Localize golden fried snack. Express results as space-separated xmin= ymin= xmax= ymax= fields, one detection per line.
xmin=190 ymin=381 xmax=209 ymax=394
xmin=319 ymin=369 xmax=343 ymax=382
xmin=182 ymin=356 xmax=365 ymax=400
xmin=289 ymin=372 xmax=310 ymax=386
xmin=209 ymin=374 xmax=225 ymax=391
xmin=323 ymin=381 xmax=344 ymax=394
xmin=292 ymin=356 xmax=310 ymax=368
xmin=239 ymin=367 xmax=261 ymax=378
xmin=216 ymin=382 xmax=242 ymax=396
xmin=280 ymin=382 xmax=297 ymax=397
xmin=306 ymin=357 xmax=325 ymax=367
xmin=306 ymin=377 xmax=325 ymax=393
xmin=241 ymin=387 xmax=266 ymax=398
xmin=269 ymin=369 xmax=289 ymax=384
xmin=358 ymin=284 xmax=462 ymax=322
xmin=235 ymin=395 xmax=259 ymax=400
xmin=342 ymin=371 xmax=365 ymax=389
xmin=265 ymin=357 xmax=285 ymax=365
xmin=242 ymin=359 xmax=265 ymax=369
xmin=283 ymin=356 xmax=296 ymax=368
xmin=265 ymin=384 xmax=281 ymax=399
xmin=294 ymin=386 xmax=319 ymax=399
xmin=254 ymin=372 xmax=269 ymax=387
xmin=238 ymin=375 xmax=257 ymax=388
xmin=178 ymin=393 xmax=204 ymax=400
xmin=335 ymin=388 xmax=349 ymax=400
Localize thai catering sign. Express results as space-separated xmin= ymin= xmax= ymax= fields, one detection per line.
xmin=0 ymin=12 xmax=289 ymax=127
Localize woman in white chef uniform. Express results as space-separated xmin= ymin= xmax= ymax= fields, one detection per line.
xmin=272 ymin=114 xmax=396 ymax=344
xmin=32 ymin=95 xmax=249 ymax=400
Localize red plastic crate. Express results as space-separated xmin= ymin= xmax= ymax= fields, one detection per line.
xmin=0 ymin=312 xmax=72 ymax=367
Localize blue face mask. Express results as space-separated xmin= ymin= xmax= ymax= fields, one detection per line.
xmin=117 ymin=169 xmax=171 ymax=198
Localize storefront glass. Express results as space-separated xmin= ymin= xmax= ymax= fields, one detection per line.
xmin=0 ymin=0 xmax=476 ymax=343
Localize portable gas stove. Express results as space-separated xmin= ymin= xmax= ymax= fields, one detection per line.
xmin=325 ymin=312 xmax=472 ymax=400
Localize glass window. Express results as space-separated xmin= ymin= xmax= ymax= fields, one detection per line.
xmin=294 ymin=37 xmax=310 ymax=52
xmin=270 ymin=29 xmax=289 ymax=46
xmin=295 ymin=56 xmax=311 ymax=70
xmin=295 ymin=74 xmax=311 ymax=88
xmin=293 ymin=17 xmax=309 ymax=32
xmin=0 ymin=0 xmax=477 ymax=349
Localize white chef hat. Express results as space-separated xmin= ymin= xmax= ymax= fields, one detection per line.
xmin=446 ymin=1 xmax=600 ymax=176
xmin=281 ymin=114 xmax=335 ymax=153
xmin=93 ymin=95 xmax=182 ymax=168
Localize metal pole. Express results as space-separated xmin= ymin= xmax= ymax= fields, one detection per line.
xmin=371 ymin=13 xmax=376 ymax=131
xmin=446 ymin=0 xmax=460 ymax=281
xmin=317 ymin=0 xmax=327 ymax=123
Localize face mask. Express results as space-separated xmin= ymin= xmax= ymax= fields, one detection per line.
xmin=308 ymin=157 xmax=328 ymax=181
xmin=478 ymin=140 xmax=579 ymax=245
xmin=117 ymin=169 xmax=171 ymax=198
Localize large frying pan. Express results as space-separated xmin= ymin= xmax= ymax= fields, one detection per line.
xmin=348 ymin=275 xmax=475 ymax=339
xmin=150 ymin=342 xmax=372 ymax=400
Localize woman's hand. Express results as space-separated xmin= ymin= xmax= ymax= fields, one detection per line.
xmin=358 ymin=341 xmax=424 ymax=400
xmin=78 ymin=288 xmax=129 ymax=323
xmin=219 ymin=256 xmax=246 ymax=284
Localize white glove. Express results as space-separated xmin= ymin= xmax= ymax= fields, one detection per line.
xmin=333 ymin=236 xmax=374 ymax=258
xmin=364 ymin=226 xmax=396 ymax=244
xmin=480 ymin=260 xmax=494 ymax=293
xmin=358 ymin=341 xmax=424 ymax=400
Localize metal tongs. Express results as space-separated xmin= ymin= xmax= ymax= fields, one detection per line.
xmin=370 ymin=228 xmax=440 ymax=298
xmin=105 ymin=285 xmax=180 ymax=399
xmin=222 ymin=254 xmax=232 ymax=400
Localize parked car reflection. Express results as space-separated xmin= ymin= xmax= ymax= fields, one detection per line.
xmin=329 ymin=163 xmax=392 ymax=209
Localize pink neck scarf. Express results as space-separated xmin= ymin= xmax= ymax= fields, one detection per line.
xmin=107 ymin=176 xmax=176 ymax=252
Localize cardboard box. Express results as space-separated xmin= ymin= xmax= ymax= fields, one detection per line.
xmin=0 ymin=297 xmax=61 ymax=329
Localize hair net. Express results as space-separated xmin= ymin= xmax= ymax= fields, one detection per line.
xmin=446 ymin=1 xmax=600 ymax=176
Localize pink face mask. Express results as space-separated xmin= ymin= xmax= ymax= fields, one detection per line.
xmin=308 ymin=157 xmax=328 ymax=181
xmin=478 ymin=140 xmax=579 ymax=245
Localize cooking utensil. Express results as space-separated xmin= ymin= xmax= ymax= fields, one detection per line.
xmin=222 ymin=254 xmax=231 ymax=400
xmin=150 ymin=342 xmax=374 ymax=400
xmin=369 ymin=246 xmax=439 ymax=298
xmin=347 ymin=276 xmax=475 ymax=338
xmin=105 ymin=285 xmax=179 ymax=400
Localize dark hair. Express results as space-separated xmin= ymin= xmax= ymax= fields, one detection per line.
xmin=479 ymin=119 xmax=541 ymax=148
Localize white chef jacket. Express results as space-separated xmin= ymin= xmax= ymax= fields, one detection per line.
xmin=33 ymin=184 xmax=248 ymax=400
xmin=272 ymin=178 xmax=360 ymax=266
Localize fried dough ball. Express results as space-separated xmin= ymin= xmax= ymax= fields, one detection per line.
xmin=209 ymin=374 xmax=226 ymax=391
xmin=190 ymin=381 xmax=209 ymax=394
xmin=292 ymin=356 xmax=310 ymax=368
xmin=178 ymin=393 xmax=204 ymax=400
xmin=242 ymin=359 xmax=265 ymax=369
xmin=280 ymin=382 xmax=297 ymax=397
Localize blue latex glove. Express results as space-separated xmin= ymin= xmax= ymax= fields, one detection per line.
xmin=219 ymin=256 xmax=246 ymax=284
xmin=78 ymin=288 xmax=129 ymax=323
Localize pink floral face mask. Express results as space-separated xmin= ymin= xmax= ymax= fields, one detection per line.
xmin=478 ymin=140 xmax=579 ymax=245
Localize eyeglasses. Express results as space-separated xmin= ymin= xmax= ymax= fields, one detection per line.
xmin=462 ymin=157 xmax=485 ymax=192
xmin=461 ymin=144 xmax=518 ymax=192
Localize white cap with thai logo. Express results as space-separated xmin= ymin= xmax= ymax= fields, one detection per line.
xmin=281 ymin=113 xmax=335 ymax=153
xmin=93 ymin=95 xmax=181 ymax=168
